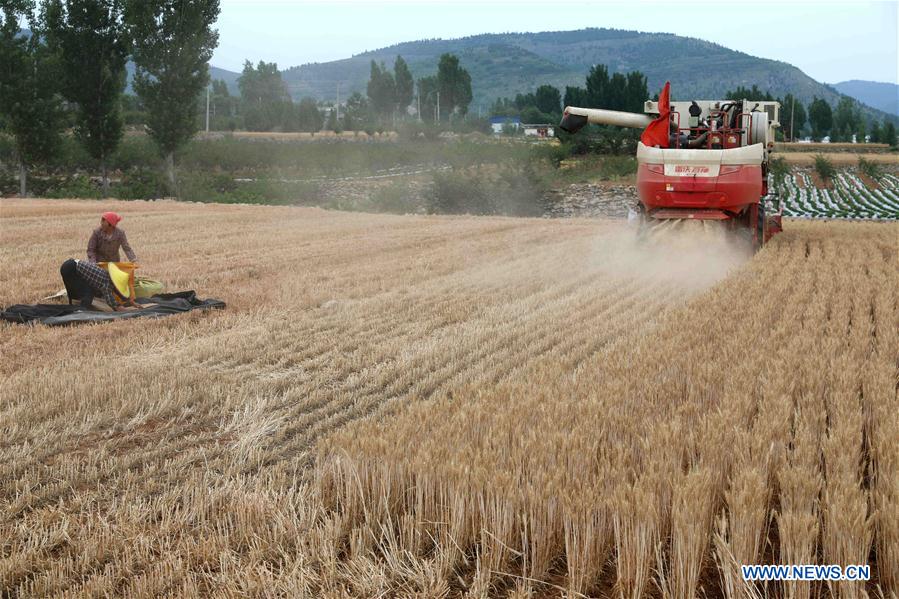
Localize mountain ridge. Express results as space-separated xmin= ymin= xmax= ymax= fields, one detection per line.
xmin=271 ymin=28 xmax=896 ymax=125
xmin=832 ymin=80 xmax=899 ymax=116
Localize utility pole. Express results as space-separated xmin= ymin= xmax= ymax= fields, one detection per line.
xmin=417 ymin=92 xmax=421 ymax=122
xmin=205 ymin=86 xmax=210 ymax=133
xmin=436 ymin=91 xmax=440 ymax=124
xmin=790 ymin=96 xmax=795 ymax=142
xmin=336 ymin=82 xmax=341 ymax=121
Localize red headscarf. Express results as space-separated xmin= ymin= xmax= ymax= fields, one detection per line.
xmin=101 ymin=211 xmax=123 ymax=227
xmin=640 ymin=81 xmax=671 ymax=148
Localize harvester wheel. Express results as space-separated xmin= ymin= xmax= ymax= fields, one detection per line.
xmin=629 ymin=204 xmax=650 ymax=240
xmin=757 ymin=201 xmax=765 ymax=246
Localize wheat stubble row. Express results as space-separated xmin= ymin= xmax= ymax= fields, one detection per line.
xmin=2 ymin=199 xmax=894 ymax=597
xmin=1 ymin=199 xmax=693 ymax=596
xmin=316 ymin=222 xmax=898 ymax=598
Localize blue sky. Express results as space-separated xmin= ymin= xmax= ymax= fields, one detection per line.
xmin=212 ymin=0 xmax=898 ymax=84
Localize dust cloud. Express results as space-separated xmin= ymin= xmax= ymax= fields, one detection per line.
xmin=437 ymin=217 xmax=753 ymax=304
xmin=585 ymin=219 xmax=754 ymax=293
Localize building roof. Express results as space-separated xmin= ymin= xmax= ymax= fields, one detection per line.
xmin=489 ymin=116 xmax=521 ymax=124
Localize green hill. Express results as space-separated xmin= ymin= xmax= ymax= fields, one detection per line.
xmin=277 ymin=28 xmax=897 ymax=124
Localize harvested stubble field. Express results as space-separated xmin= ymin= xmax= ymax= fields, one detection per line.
xmin=1 ymin=199 xmax=897 ymax=598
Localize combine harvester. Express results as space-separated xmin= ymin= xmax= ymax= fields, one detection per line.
xmin=560 ymin=83 xmax=783 ymax=249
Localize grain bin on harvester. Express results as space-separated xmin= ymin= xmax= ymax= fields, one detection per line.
xmin=560 ymin=82 xmax=783 ymax=248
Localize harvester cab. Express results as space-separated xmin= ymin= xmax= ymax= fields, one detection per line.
xmin=560 ymin=93 xmax=783 ymax=249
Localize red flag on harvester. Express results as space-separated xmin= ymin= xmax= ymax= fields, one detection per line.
xmin=640 ymin=81 xmax=671 ymax=148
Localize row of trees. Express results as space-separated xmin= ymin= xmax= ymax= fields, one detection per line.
xmin=724 ymin=85 xmax=896 ymax=145
xmin=0 ymin=0 xmax=219 ymax=197
xmin=327 ymin=52 xmax=474 ymax=132
xmin=491 ymin=85 xmax=563 ymax=124
xmin=489 ymin=65 xmax=648 ymax=128
xmin=235 ymin=61 xmax=323 ymax=132
xmin=485 ymin=65 xmax=650 ymax=153
xmin=485 ymin=76 xmax=895 ymax=148
xmin=564 ymin=65 xmax=648 ymax=114
xmin=203 ymin=52 xmax=474 ymax=134
xmin=416 ymin=54 xmax=473 ymax=123
xmin=366 ymin=56 xmax=413 ymax=120
xmin=808 ymin=96 xmax=896 ymax=144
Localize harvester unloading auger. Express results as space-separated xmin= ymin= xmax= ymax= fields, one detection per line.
xmin=559 ymin=84 xmax=783 ymax=248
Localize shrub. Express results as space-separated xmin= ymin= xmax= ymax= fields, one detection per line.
xmin=769 ymin=156 xmax=789 ymax=188
xmin=179 ymin=172 xmax=321 ymax=205
xmin=43 ymin=175 xmax=101 ymax=199
xmin=429 ymin=170 xmax=490 ymax=215
xmin=116 ymin=169 xmax=168 ymax=200
xmin=494 ymin=164 xmax=546 ymax=217
xmin=597 ymin=155 xmax=637 ymax=179
xmin=813 ymin=154 xmax=835 ymax=182
xmin=428 ymin=166 xmax=547 ymax=217
xmin=857 ymin=156 xmax=883 ymax=180
xmin=108 ymin=137 xmax=160 ymax=172
xmin=370 ymin=181 xmax=425 ymax=214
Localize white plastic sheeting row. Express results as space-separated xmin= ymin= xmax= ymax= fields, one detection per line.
xmin=778 ymin=169 xmax=899 ymax=220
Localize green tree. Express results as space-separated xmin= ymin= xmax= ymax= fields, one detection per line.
xmin=296 ymin=97 xmax=323 ymax=133
xmin=393 ymin=55 xmax=413 ymax=115
xmin=514 ymin=92 xmax=536 ymax=110
xmin=884 ymin=121 xmax=897 ymax=148
xmin=854 ymin=117 xmax=866 ymax=145
xmin=210 ymin=79 xmax=236 ymax=129
xmin=436 ymin=53 xmax=472 ymax=119
xmin=121 ymin=92 xmax=146 ymax=125
xmin=44 ymin=0 xmax=129 ymax=196
xmin=366 ymin=60 xmax=395 ymax=119
xmin=125 ymin=0 xmax=220 ymax=194
xmin=585 ymin=64 xmax=609 ymax=107
xmin=520 ymin=105 xmax=552 ymax=124
xmin=831 ymin=96 xmax=855 ymax=142
xmin=780 ymin=94 xmax=807 ymax=140
xmin=534 ymin=85 xmax=561 ymax=115
xmin=725 ymin=85 xmax=775 ymax=102
xmin=238 ymin=61 xmax=289 ymax=104
xmin=417 ymin=75 xmax=438 ymax=123
xmin=325 ymin=105 xmax=340 ymax=133
xmin=238 ymin=60 xmax=291 ymax=131
xmin=808 ymin=97 xmax=833 ymax=141
xmin=607 ymin=72 xmax=629 ymax=111
xmin=342 ymin=91 xmax=370 ymax=131
xmin=624 ymin=71 xmax=648 ymax=112
xmin=0 ymin=1 xmax=64 ymax=197
xmin=489 ymin=97 xmax=516 ymax=117
xmin=869 ymin=120 xmax=882 ymax=143
xmin=563 ymin=85 xmax=587 ymax=108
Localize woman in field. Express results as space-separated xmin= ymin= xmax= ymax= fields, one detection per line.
xmin=87 ymin=211 xmax=138 ymax=263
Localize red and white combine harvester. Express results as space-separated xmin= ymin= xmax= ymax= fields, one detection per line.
xmin=559 ymin=83 xmax=783 ymax=248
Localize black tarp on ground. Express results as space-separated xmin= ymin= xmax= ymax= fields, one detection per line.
xmin=0 ymin=291 xmax=225 ymax=326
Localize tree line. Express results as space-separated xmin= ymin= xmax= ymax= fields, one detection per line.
xmin=0 ymin=0 xmax=220 ymax=197
xmin=723 ymin=85 xmax=896 ymax=144
xmin=132 ymin=51 xmax=474 ymax=136
xmin=329 ymin=52 xmax=474 ymax=132
xmin=486 ymin=74 xmax=896 ymax=148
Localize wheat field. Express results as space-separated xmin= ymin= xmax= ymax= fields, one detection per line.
xmin=1 ymin=198 xmax=896 ymax=598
